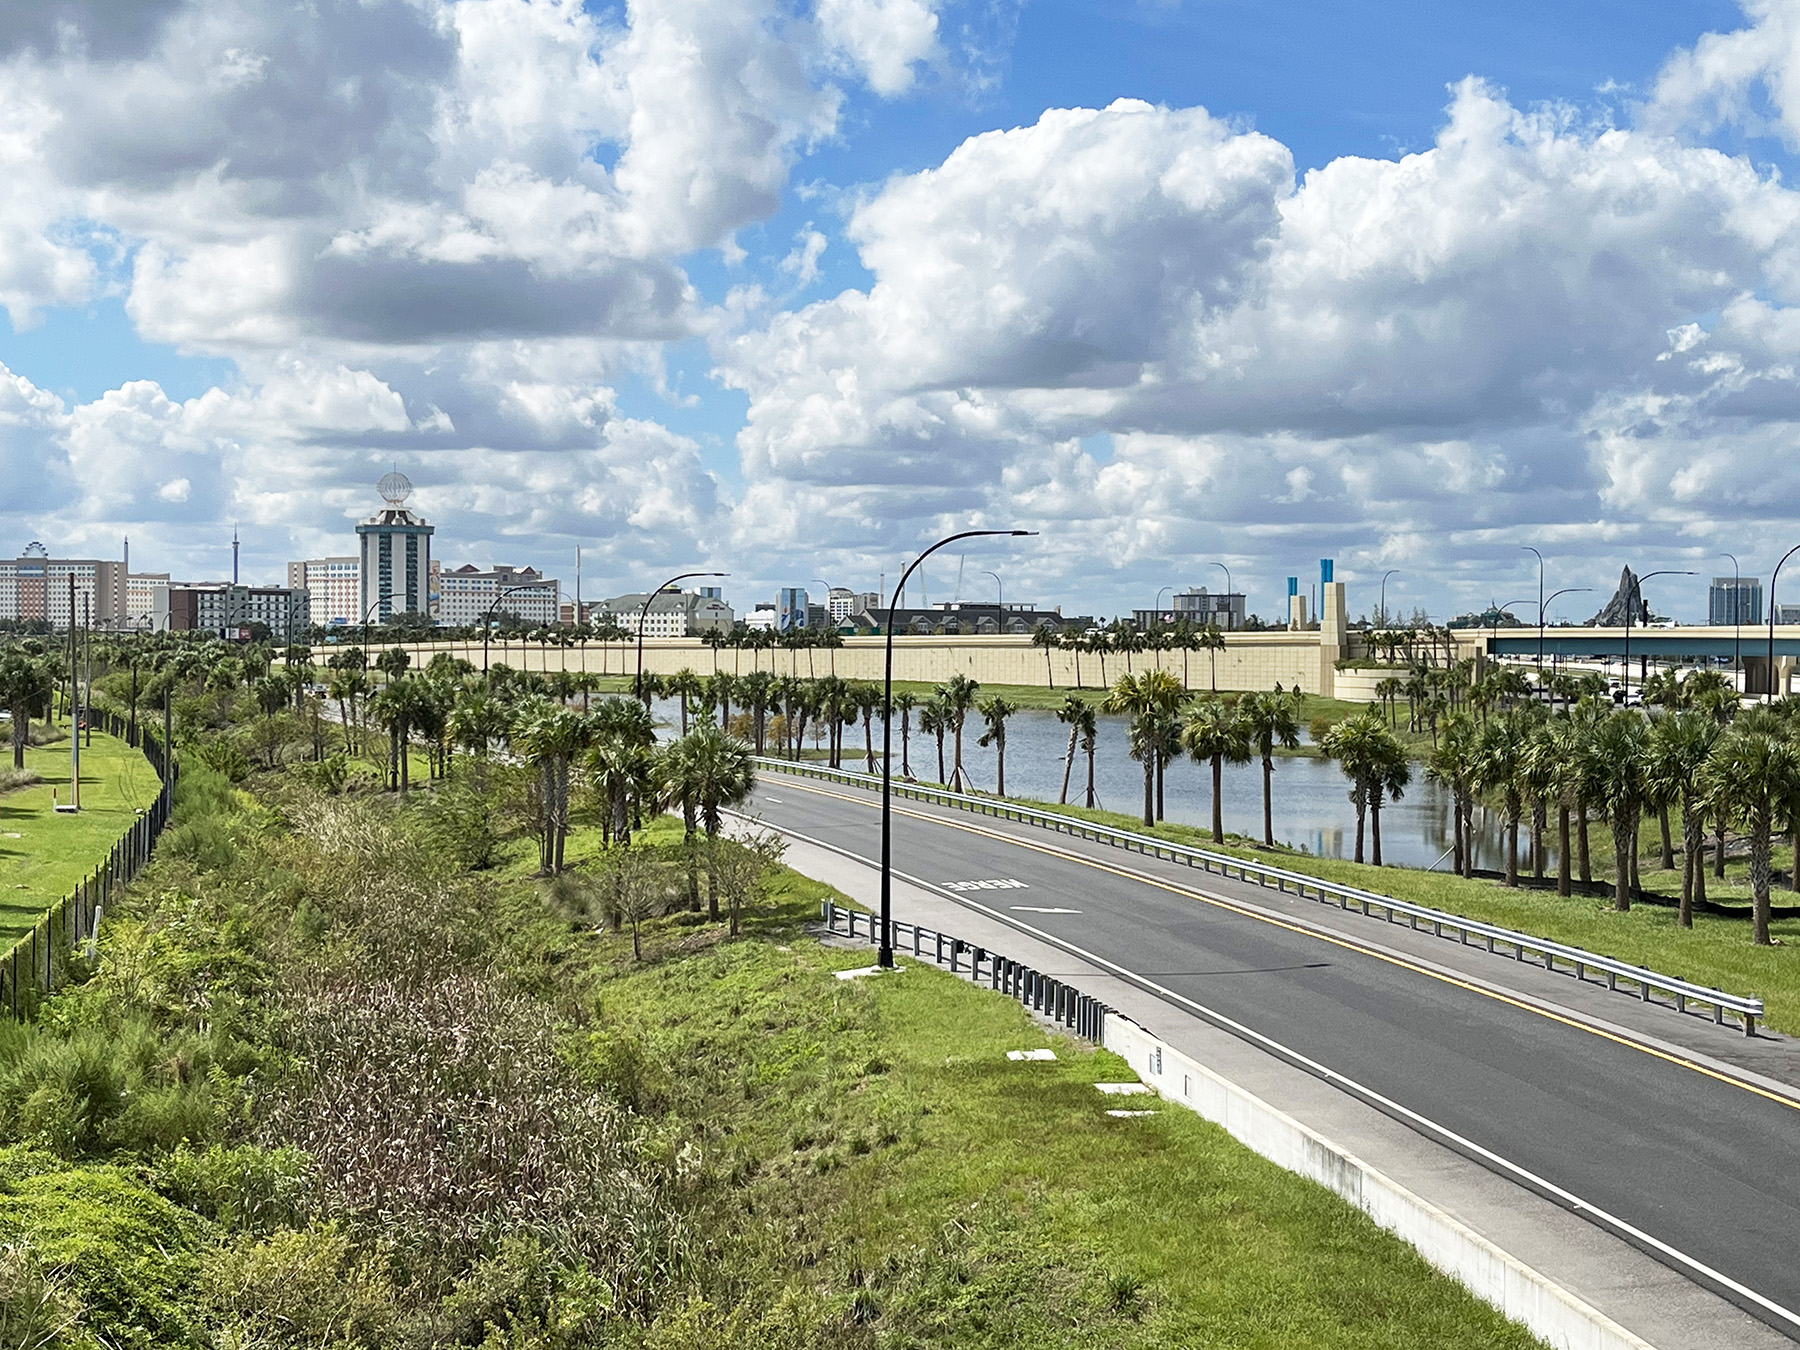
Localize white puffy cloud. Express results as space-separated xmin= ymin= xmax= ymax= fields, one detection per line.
xmin=817 ymin=0 xmax=940 ymax=96
xmin=717 ymin=70 xmax=1800 ymax=613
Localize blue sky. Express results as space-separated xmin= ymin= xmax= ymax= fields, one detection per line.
xmin=2 ymin=0 xmax=1798 ymax=625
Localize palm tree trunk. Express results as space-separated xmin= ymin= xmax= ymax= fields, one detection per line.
xmin=901 ymin=715 xmax=912 ymax=778
xmin=1578 ymin=809 xmax=1592 ymax=883
xmin=1557 ymin=806 xmax=1571 ymax=897
xmin=1261 ymin=755 xmax=1274 ymax=846
xmin=1353 ymin=784 xmax=1366 ymax=864
xmin=1059 ymin=727 xmax=1076 ymax=804
xmin=1451 ymin=793 xmax=1463 ymax=875
xmin=1659 ymin=805 xmax=1674 ymax=869
xmin=1714 ymin=811 xmax=1727 ymax=879
xmin=1752 ymin=805 xmax=1773 ymax=945
xmin=1630 ymin=827 xmax=1641 ymax=898
xmin=1790 ymin=823 xmax=1799 ymax=893
xmin=1141 ymin=755 xmax=1154 ymax=828
xmin=1371 ymin=788 xmax=1383 ymax=866
xmin=1085 ymin=742 xmax=1097 ymax=808
xmin=1612 ymin=809 xmax=1632 ymax=911
xmin=935 ymin=731 xmax=945 ymax=785
xmin=952 ymin=719 xmax=966 ymax=792
xmin=996 ymin=740 xmax=1006 ymax=797
xmin=1504 ymin=802 xmax=1519 ymax=887
xmin=1211 ymin=755 xmax=1225 ymax=843
xmin=1154 ymin=753 xmax=1164 ymax=822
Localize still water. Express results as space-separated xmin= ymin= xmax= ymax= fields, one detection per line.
xmin=652 ymin=699 xmax=1551 ymax=874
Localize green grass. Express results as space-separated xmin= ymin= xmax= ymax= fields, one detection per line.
xmin=579 ymin=881 xmax=1545 ymax=1347
xmin=877 ymin=780 xmax=1800 ymax=1035
xmin=0 ymin=722 xmax=164 ymax=948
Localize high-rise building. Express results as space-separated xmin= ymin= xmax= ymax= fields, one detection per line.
xmin=1777 ymin=604 xmax=1800 ymax=626
xmin=286 ymin=556 xmax=361 ymax=626
xmin=1709 ymin=576 xmax=1763 ymax=626
xmin=435 ymin=563 xmax=561 ymax=628
xmin=355 ymin=474 xmax=434 ymax=624
xmin=126 ymin=573 xmax=171 ymax=628
xmin=777 ymin=587 xmax=809 ymax=632
xmin=0 ymin=543 xmax=127 ymax=628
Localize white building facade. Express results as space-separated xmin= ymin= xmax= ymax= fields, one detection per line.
xmin=287 ymin=557 xmax=361 ymax=626
xmin=435 ymin=564 xmax=560 ymax=628
xmin=596 ymin=588 xmax=734 ymax=636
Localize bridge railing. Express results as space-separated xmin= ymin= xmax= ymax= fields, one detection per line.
xmin=756 ymin=757 xmax=1766 ymax=1036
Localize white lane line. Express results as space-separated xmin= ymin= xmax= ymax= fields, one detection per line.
xmin=1011 ymin=906 xmax=1082 ymax=914
xmin=755 ymin=811 xmax=1800 ymax=1337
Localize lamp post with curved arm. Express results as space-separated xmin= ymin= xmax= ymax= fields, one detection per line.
xmin=482 ymin=583 xmax=547 ymax=673
xmin=637 ymin=572 xmax=728 ymax=705
xmin=1621 ymin=569 xmax=1695 ymax=700
xmin=1210 ymin=562 xmax=1233 ymax=630
xmin=1520 ymin=547 xmax=1544 ymax=663
xmin=1720 ymin=552 xmax=1742 ymax=683
xmin=1378 ymin=569 xmax=1399 ymax=629
xmin=879 ymin=529 xmax=1035 ymax=968
xmin=1538 ymin=586 xmax=1591 ymax=678
xmin=1768 ymin=545 xmax=1800 ymax=703
xmin=985 ymin=570 xmax=1006 ymax=614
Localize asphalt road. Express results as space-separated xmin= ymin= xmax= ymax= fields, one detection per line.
xmin=748 ymin=775 xmax=1800 ymax=1340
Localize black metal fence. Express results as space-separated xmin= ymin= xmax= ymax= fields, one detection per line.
xmin=2 ymin=706 xmax=176 ymax=1018
xmin=820 ymin=900 xmax=1114 ymax=1044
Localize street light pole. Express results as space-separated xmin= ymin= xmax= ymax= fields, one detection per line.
xmin=1521 ymin=547 xmax=1544 ymax=663
xmin=637 ymin=571 xmax=728 ymax=705
xmin=1538 ymin=586 xmax=1591 ymax=684
xmin=1621 ymin=569 xmax=1696 ymax=700
xmin=985 ymin=570 xmax=1007 ymax=625
xmin=880 ymin=529 xmax=1034 ymax=968
xmin=1210 ymin=562 xmax=1233 ymax=630
xmin=1378 ymin=569 xmax=1398 ymax=628
xmin=1769 ymin=545 xmax=1800 ymax=704
xmin=481 ymin=583 xmax=544 ymax=673
xmin=1720 ymin=552 xmax=1742 ymax=687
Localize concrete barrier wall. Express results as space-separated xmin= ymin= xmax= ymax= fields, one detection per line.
xmin=1102 ymin=1014 xmax=1656 ymax=1350
xmin=395 ymin=633 xmax=1398 ymax=699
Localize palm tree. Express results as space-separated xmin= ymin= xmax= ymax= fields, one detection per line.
xmin=511 ymin=701 xmax=593 ymax=872
xmin=1238 ymin=689 xmax=1301 ymax=845
xmin=1320 ymin=712 xmax=1384 ymax=863
xmin=1198 ymin=622 xmax=1225 ymax=692
xmin=672 ymin=723 xmax=756 ymax=921
xmin=919 ymin=696 xmax=948 ymax=784
xmin=1472 ymin=712 xmax=1530 ymax=886
xmin=666 ymin=667 xmax=703 ymax=736
xmin=1031 ymin=622 xmax=1059 ymax=688
xmin=1182 ymin=695 xmax=1251 ymax=843
xmin=1054 ymin=694 xmax=1094 ymax=806
xmin=1086 ymin=627 xmax=1111 ymax=687
xmin=1060 ymin=628 xmax=1085 ymax=688
xmin=855 ymin=681 xmax=883 ymax=774
xmin=976 ymin=695 xmax=1017 ymax=796
xmin=0 ymin=653 xmax=53 ymax=769
xmin=1103 ymin=670 xmax=1186 ymax=827
xmin=893 ymin=691 xmax=918 ymax=778
xmin=1427 ymin=713 xmax=1480 ymax=877
xmin=1702 ymin=717 xmax=1800 ymax=944
xmin=940 ymin=674 xmax=980 ymax=792
xmin=708 ymin=671 xmax=738 ymax=732
xmin=1587 ymin=711 xmax=1651 ymax=911
xmin=1645 ymin=711 xmax=1721 ymax=926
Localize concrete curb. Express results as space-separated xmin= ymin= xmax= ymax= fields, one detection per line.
xmin=1101 ymin=1014 xmax=1657 ymax=1350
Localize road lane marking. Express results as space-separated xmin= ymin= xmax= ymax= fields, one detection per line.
xmin=1011 ymin=906 xmax=1082 ymax=914
xmin=942 ymin=877 xmax=1029 ymax=891
xmin=756 ymin=805 xmax=1800 ymax=1336
xmin=773 ymin=777 xmax=1800 ymax=1116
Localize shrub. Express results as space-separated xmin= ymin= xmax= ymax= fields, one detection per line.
xmin=203 ymin=1223 xmax=396 ymax=1348
xmin=0 ymin=1239 xmax=81 ymax=1350
xmin=153 ymin=1144 xmax=307 ymax=1233
xmin=187 ymin=736 xmax=250 ymax=783
xmin=0 ymin=1156 xmax=206 ymax=1350
xmin=159 ymin=817 xmax=236 ymax=871
xmin=0 ymin=767 xmax=39 ymax=795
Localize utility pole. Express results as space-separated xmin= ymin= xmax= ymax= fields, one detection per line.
xmin=68 ymin=575 xmax=80 ymax=810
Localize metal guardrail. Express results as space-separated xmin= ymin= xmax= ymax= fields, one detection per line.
xmin=820 ymin=899 xmax=1112 ymax=1043
xmin=762 ymin=757 xmax=1766 ymax=1036
xmin=3 ymin=709 xmax=176 ymax=1018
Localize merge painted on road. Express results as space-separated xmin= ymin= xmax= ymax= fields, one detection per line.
xmin=942 ymin=877 xmax=1030 ymax=892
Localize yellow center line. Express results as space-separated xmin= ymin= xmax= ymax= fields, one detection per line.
xmin=776 ymin=776 xmax=1800 ymax=1114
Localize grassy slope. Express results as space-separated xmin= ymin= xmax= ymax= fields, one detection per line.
xmin=0 ymin=723 xmax=163 ymax=947
xmin=545 ymin=819 xmax=1543 ymax=1348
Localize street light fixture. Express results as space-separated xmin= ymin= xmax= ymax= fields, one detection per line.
xmin=1379 ymin=569 xmax=1399 ymax=629
xmin=1768 ymin=544 xmax=1800 ymax=704
xmin=879 ymin=528 xmax=1034 ymax=968
xmin=637 ymin=571 xmax=728 ymax=704
xmin=1621 ymin=569 xmax=1696 ymax=700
